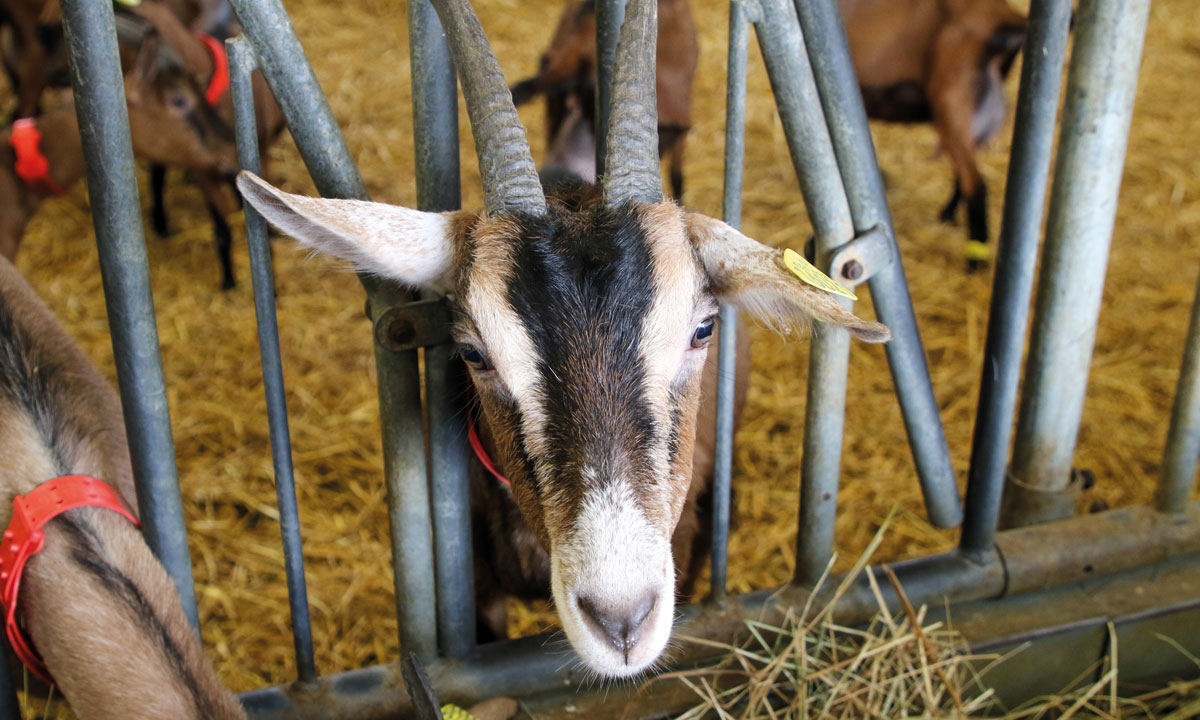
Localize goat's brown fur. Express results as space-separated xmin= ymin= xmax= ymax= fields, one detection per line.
xmin=843 ymin=0 xmax=1026 ymax=257
xmin=0 ymin=256 xmax=244 ymax=720
xmin=511 ymin=0 xmax=698 ymax=200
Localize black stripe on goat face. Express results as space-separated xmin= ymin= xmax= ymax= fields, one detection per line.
xmin=507 ymin=204 xmax=659 ymax=522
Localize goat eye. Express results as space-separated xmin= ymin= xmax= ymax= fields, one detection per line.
xmin=169 ymin=91 xmax=191 ymax=111
xmin=461 ymin=347 xmax=493 ymax=371
xmin=690 ymin=317 xmax=716 ymax=349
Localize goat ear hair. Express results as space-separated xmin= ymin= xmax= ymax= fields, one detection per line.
xmin=235 ymin=172 xmax=461 ymax=294
xmin=683 ymin=212 xmax=891 ymax=343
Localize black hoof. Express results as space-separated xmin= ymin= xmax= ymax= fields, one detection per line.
xmin=939 ymin=206 xmax=958 ymax=225
xmin=221 ymin=277 xmax=236 ymax=291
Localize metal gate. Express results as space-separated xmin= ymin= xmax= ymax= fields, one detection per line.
xmin=6 ymin=0 xmax=1197 ymax=716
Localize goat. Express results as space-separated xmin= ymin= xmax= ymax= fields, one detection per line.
xmin=0 ymin=254 xmax=246 ymax=719
xmin=0 ymin=0 xmax=231 ymax=118
xmin=238 ymin=0 xmax=889 ymax=678
xmin=843 ymin=0 xmax=1026 ymax=267
xmin=126 ymin=0 xmax=285 ymax=290
xmin=0 ymin=28 xmax=238 ymax=261
xmin=509 ymin=0 xmax=698 ymax=201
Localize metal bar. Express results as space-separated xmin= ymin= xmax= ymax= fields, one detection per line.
xmin=593 ymin=0 xmax=626 ymax=177
xmin=1004 ymin=0 xmax=1151 ymax=529
xmin=1159 ymin=269 xmax=1200 ymax=515
xmin=749 ymin=0 xmax=857 ymax=587
xmin=710 ymin=0 xmax=752 ymax=602
xmin=241 ymin=500 xmax=1200 ymax=719
xmin=228 ymin=36 xmax=318 ymax=683
xmin=792 ymin=0 xmax=961 ymax=529
xmin=410 ymin=0 xmax=472 ymax=660
xmin=960 ymin=0 xmax=1074 ymax=555
xmin=229 ymin=0 xmax=439 ymax=659
xmin=59 ymin=0 xmax=199 ymax=629
xmin=227 ymin=0 xmax=365 ymax=200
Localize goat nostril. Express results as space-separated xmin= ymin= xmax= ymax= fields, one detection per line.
xmin=576 ymin=592 xmax=658 ymax=661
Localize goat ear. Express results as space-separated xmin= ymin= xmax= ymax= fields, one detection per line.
xmin=236 ymin=172 xmax=466 ymax=294
xmin=684 ymin=213 xmax=891 ymax=343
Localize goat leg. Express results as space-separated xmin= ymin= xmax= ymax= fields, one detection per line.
xmin=149 ymin=164 xmax=170 ymax=238
xmin=939 ymin=179 xmax=962 ymax=225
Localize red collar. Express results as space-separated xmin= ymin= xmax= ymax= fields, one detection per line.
xmin=0 ymin=475 xmax=139 ymax=683
xmin=197 ymin=33 xmax=229 ymax=106
xmin=9 ymin=119 xmax=69 ymax=198
xmin=467 ymin=390 xmax=511 ymax=487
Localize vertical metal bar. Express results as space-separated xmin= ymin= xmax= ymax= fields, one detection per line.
xmin=710 ymin=0 xmax=752 ymax=602
xmin=229 ymin=0 xmax=438 ymax=659
xmin=59 ymin=0 xmax=199 ymax=629
xmin=792 ymin=0 xmax=961 ymax=529
xmin=1159 ymin=271 xmax=1200 ymax=515
xmin=960 ymin=0 xmax=1073 ymax=555
xmin=228 ymin=37 xmax=318 ymax=683
xmin=1004 ymin=0 xmax=1150 ymax=529
xmin=409 ymin=0 xmax=475 ymax=659
xmin=594 ymin=0 xmax=626 ymax=177
xmin=750 ymin=0 xmax=857 ymax=586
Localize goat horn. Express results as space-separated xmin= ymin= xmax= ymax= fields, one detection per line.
xmin=427 ymin=0 xmax=546 ymax=216
xmin=602 ymin=0 xmax=662 ymax=207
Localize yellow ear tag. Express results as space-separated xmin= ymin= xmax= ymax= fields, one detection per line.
xmin=782 ymin=248 xmax=857 ymax=300
xmin=114 ymin=0 xmax=143 ymax=5
xmin=441 ymin=705 xmax=477 ymax=720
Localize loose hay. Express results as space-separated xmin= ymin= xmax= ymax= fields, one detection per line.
xmin=9 ymin=0 xmax=1200 ymax=708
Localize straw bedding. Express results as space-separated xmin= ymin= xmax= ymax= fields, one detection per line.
xmin=10 ymin=0 xmax=1200 ymax=708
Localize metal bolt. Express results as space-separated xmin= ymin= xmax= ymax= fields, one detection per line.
xmin=387 ymin=317 xmax=416 ymax=348
xmin=842 ymin=259 xmax=863 ymax=281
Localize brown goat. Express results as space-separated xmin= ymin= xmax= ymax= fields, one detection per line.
xmin=0 ymin=255 xmax=245 ymax=720
xmin=238 ymin=0 xmax=888 ymax=678
xmin=127 ymin=0 xmax=285 ymax=290
xmin=510 ymin=0 xmax=698 ymax=201
xmin=843 ymin=0 xmax=1026 ymax=266
xmin=0 ymin=0 xmax=230 ymax=118
xmin=0 ymin=29 xmax=238 ymax=260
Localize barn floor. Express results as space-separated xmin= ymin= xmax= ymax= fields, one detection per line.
xmin=12 ymin=0 xmax=1200 ymax=702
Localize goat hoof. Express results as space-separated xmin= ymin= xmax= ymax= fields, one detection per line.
xmin=221 ymin=278 xmax=236 ymax=291
xmin=151 ymin=219 xmax=170 ymax=238
xmin=939 ymin=208 xmax=958 ymax=225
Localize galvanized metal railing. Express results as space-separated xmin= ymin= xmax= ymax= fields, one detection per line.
xmin=9 ymin=0 xmax=1195 ymax=716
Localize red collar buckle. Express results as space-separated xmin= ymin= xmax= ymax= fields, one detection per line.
xmin=197 ymin=33 xmax=229 ymax=106
xmin=0 ymin=476 xmax=139 ymax=683
xmin=9 ymin=119 xmax=68 ymax=198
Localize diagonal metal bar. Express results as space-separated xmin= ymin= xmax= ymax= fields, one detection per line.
xmin=228 ymin=36 xmax=318 ymax=683
xmin=792 ymin=0 xmax=961 ymax=529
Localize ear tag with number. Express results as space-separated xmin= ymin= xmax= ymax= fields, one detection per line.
xmin=782 ymin=248 xmax=857 ymax=301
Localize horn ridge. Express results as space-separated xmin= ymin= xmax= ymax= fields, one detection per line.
xmin=427 ymin=0 xmax=546 ymax=215
xmin=602 ymin=0 xmax=662 ymax=207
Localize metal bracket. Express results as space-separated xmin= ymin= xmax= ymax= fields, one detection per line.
xmin=828 ymin=225 xmax=896 ymax=289
xmin=374 ymin=298 xmax=454 ymax=353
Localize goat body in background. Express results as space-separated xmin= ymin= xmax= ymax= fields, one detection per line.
xmin=0 ymin=255 xmax=245 ymax=719
xmin=0 ymin=29 xmax=237 ymax=260
xmin=844 ymin=0 xmax=1026 ymax=264
xmin=510 ymin=0 xmax=698 ymax=201
xmin=239 ymin=0 xmax=888 ymax=679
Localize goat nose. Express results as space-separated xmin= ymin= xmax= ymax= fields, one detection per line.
xmin=576 ymin=592 xmax=657 ymax=660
